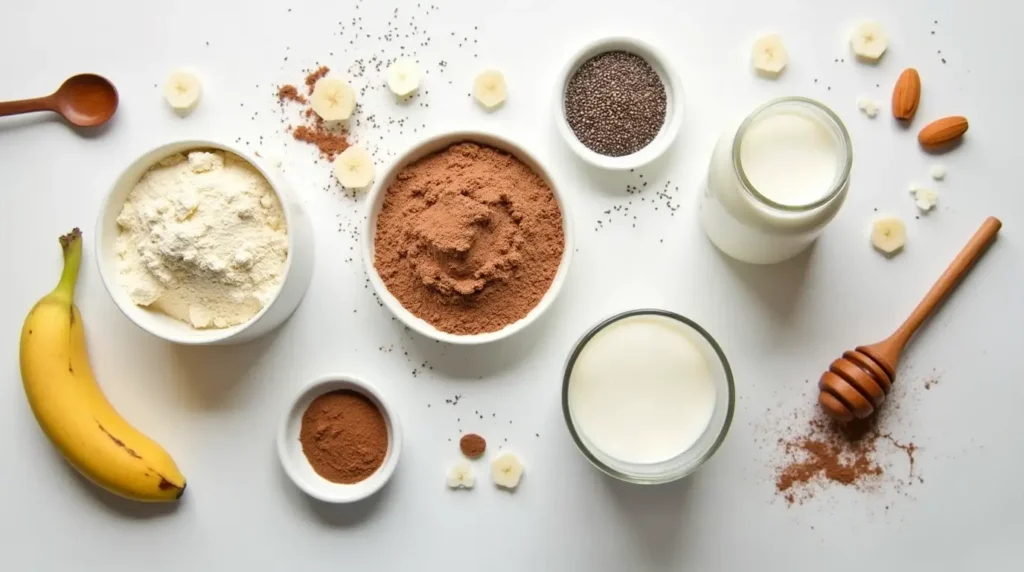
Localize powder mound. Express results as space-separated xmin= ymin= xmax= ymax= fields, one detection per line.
xmin=299 ymin=390 xmax=389 ymax=484
xmin=374 ymin=142 xmax=564 ymax=335
xmin=460 ymin=433 xmax=487 ymax=459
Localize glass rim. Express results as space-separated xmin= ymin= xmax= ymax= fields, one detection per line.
xmin=731 ymin=96 xmax=853 ymax=213
xmin=561 ymin=309 xmax=736 ymax=484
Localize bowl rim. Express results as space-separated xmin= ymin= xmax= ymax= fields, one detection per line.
xmin=94 ymin=139 xmax=298 ymax=345
xmin=361 ymin=129 xmax=574 ymax=345
xmin=561 ymin=309 xmax=736 ymax=484
xmin=554 ymin=35 xmax=685 ymax=171
xmin=276 ymin=373 xmax=403 ymax=504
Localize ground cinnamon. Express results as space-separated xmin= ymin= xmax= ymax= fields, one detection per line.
xmin=373 ymin=142 xmax=564 ymax=335
xmin=300 ymin=390 xmax=389 ymax=484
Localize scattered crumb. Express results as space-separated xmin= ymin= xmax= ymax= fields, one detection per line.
xmin=930 ymin=164 xmax=947 ymax=181
xmin=857 ymin=96 xmax=880 ymax=118
xmin=909 ymin=185 xmax=938 ymax=212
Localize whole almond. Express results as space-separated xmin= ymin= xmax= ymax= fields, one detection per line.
xmin=892 ymin=68 xmax=921 ymax=120
xmin=918 ymin=116 xmax=969 ymax=147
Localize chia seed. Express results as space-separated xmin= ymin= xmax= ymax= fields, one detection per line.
xmin=564 ymin=51 xmax=667 ymax=157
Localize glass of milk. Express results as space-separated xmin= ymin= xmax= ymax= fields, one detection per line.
xmin=699 ymin=97 xmax=852 ymax=264
xmin=562 ymin=310 xmax=735 ymax=484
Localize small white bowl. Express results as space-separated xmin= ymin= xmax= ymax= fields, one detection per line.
xmin=95 ymin=139 xmax=315 ymax=345
xmin=362 ymin=130 xmax=574 ymax=345
xmin=555 ymin=36 xmax=685 ymax=170
xmin=277 ymin=374 xmax=402 ymax=504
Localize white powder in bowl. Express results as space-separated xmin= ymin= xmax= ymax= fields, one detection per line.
xmin=115 ymin=150 xmax=288 ymax=329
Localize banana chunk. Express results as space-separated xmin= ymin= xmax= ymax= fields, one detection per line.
xmin=473 ymin=70 xmax=507 ymax=110
xmin=310 ymin=77 xmax=356 ymax=121
xmin=387 ymin=58 xmax=421 ymax=97
xmin=751 ymin=34 xmax=788 ymax=77
xmin=164 ymin=69 xmax=202 ymax=115
xmin=850 ymin=22 xmax=888 ymax=62
xmin=333 ymin=145 xmax=374 ymax=189
xmin=446 ymin=462 xmax=475 ymax=489
xmin=491 ymin=452 xmax=524 ymax=489
xmin=871 ymin=216 xmax=906 ymax=255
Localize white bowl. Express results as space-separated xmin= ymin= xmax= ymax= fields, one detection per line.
xmin=95 ymin=139 xmax=315 ymax=345
xmin=362 ymin=130 xmax=574 ymax=345
xmin=555 ymin=36 xmax=685 ymax=170
xmin=277 ymin=374 xmax=402 ymax=504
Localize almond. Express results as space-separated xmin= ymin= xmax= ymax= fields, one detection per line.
xmin=918 ymin=116 xmax=969 ymax=147
xmin=892 ymin=68 xmax=921 ymax=121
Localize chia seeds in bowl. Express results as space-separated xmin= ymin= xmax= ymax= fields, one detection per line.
xmin=555 ymin=37 xmax=684 ymax=171
xmin=564 ymin=50 xmax=668 ymax=157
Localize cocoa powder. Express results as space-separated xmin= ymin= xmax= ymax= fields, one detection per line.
xmin=299 ymin=390 xmax=389 ymax=484
xmin=460 ymin=433 xmax=486 ymax=458
xmin=277 ymin=66 xmax=351 ymax=160
xmin=373 ymin=142 xmax=564 ymax=335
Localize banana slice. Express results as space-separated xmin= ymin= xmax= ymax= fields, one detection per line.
xmin=446 ymin=462 xmax=475 ymax=489
xmin=751 ymin=34 xmax=788 ymax=77
xmin=850 ymin=22 xmax=888 ymax=62
xmin=490 ymin=452 xmax=524 ymax=489
xmin=310 ymin=77 xmax=356 ymax=121
xmin=387 ymin=58 xmax=420 ymax=97
xmin=871 ymin=217 xmax=906 ymax=255
xmin=333 ymin=145 xmax=374 ymax=189
xmin=473 ymin=70 xmax=507 ymax=110
xmin=909 ymin=185 xmax=938 ymax=212
xmin=164 ymin=70 xmax=202 ymax=115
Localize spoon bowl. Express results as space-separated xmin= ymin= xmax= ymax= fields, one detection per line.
xmin=0 ymin=73 xmax=118 ymax=128
xmin=54 ymin=74 xmax=119 ymax=127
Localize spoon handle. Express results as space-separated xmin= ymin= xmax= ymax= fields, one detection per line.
xmin=0 ymin=96 xmax=57 ymax=118
xmin=888 ymin=216 xmax=1002 ymax=352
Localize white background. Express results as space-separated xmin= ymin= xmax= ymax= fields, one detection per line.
xmin=1 ymin=1 xmax=1021 ymax=570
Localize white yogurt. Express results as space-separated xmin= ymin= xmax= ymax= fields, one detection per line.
xmin=567 ymin=314 xmax=717 ymax=464
xmin=699 ymin=97 xmax=851 ymax=264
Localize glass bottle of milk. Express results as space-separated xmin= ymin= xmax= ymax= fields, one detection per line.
xmin=699 ymin=97 xmax=852 ymax=264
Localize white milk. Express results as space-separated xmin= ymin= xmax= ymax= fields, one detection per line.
xmin=699 ymin=97 xmax=851 ymax=265
xmin=567 ymin=314 xmax=717 ymax=464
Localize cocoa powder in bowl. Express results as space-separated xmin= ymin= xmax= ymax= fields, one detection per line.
xmin=373 ymin=142 xmax=565 ymax=336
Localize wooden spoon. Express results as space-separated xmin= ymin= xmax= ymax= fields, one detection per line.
xmin=818 ymin=216 xmax=1002 ymax=422
xmin=0 ymin=74 xmax=118 ymax=127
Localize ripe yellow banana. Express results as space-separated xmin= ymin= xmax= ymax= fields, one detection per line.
xmin=20 ymin=229 xmax=186 ymax=502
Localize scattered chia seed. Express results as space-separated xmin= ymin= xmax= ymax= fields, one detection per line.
xmin=564 ymin=51 xmax=667 ymax=157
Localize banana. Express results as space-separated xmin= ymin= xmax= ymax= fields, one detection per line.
xmin=386 ymin=58 xmax=421 ymax=97
xmin=909 ymin=185 xmax=938 ymax=212
xmin=333 ymin=145 xmax=374 ymax=189
xmin=490 ymin=452 xmax=524 ymax=489
xmin=850 ymin=22 xmax=888 ymax=62
xmin=751 ymin=34 xmax=788 ymax=77
xmin=310 ymin=77 xmax=356 ymax=121
xmin=870 ymin=217 xmax=906 ymax=255
xmin=163 ymin=69 xmax=203 ymax=115
xmin=20 ymin=229 xmax=186 ymax=502
xmin=472 ymin=70 xmax=507 ymax=110
xmin=446 ymin=461 xmax=475 ymax=489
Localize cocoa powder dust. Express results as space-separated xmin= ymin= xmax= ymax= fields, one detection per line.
xmin=373 ymin=143 xmax=565 ymax=335
xmin=299 ymin=390 xmax=389 ymax=484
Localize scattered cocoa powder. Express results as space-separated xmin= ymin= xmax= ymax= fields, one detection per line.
xmin=460 ymin=433 xmax=487 ymax=458
xmin=277 ymin=84 xmax=306 ymax=104
xmin=292 ymin=123 xmax=350 ymax=160
xmin=305 ymin=65 xmax=330 ymax=94
xmin=299 ymin=390 xmax=389 ymax=484
xmin=373 ymin=142 xmax=565 ymax=335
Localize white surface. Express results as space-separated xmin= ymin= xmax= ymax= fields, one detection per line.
xmin=739 ymin=104 xmax=841 ymax=206
xmin=277 ymin=374 xmax=402 ymax=504
xmin=0 ymin=1 xmax=1021 ymax=570
xmin=363 ymin=129 xmax=574 ymax=345
xmin=96 ymin=139 xmax=315 ymax=345
xmin=567 ymin=314 xmax=717 ymax=464
xmin=554 ymin=36 xmax=685 ymax=170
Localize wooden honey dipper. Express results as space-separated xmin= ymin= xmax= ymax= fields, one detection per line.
xmin=818 ymin=216 xmax=1002 ymax=422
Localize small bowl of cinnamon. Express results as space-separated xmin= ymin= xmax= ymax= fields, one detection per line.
xmin=362 ymin=129 xmax=574 ymax=345
xmin=277 ymin=373 xmax=402 ymax=503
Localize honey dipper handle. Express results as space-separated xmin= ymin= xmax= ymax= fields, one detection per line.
xmin=889 ymin=217 xmax=1002 ymax=350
